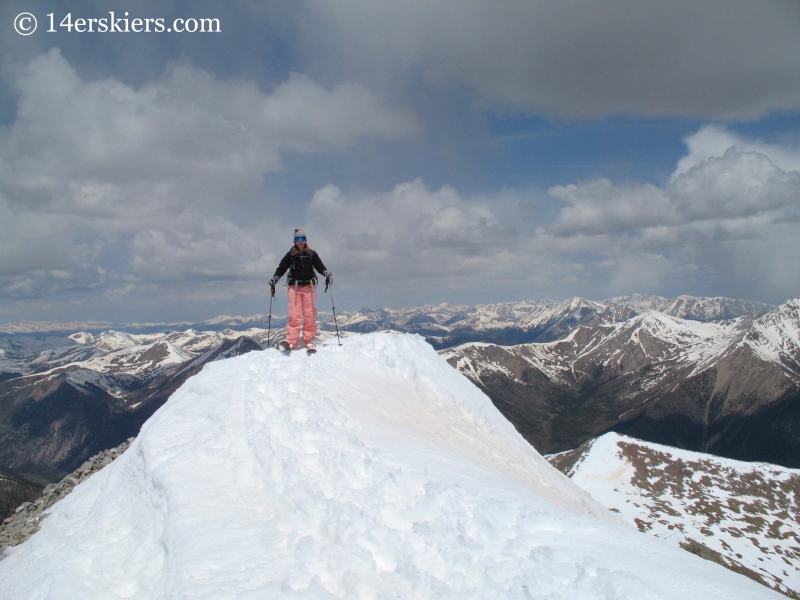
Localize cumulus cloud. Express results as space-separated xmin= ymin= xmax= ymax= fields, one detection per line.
xmin=0 ymin=49 xmax=422 ymax=306
xmin=296 ymin=179 xmax=630 ymax=307
xmin=548 ymin=180 xmax=677 ymax=236
xmin=129 ymin=216 xmax=271 ymax=283
xmin=674 ymin=125 xmax=800 ymax=179
xmin=542 ymin=126 xmax=800 ymax=300
xmin=671 ymin=148 xmax=800 ymax=221
xmin=307 ymin=0 xmax=800 ymax=118
xmin=549 ymin=140 xmax=800 ymax=238
xmin=303 ymin=179 xmax=514 ymax=290
xmin=0 ymin=48 xmax=422 ymax=217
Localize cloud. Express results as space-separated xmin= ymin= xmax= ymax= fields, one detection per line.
xmin=306 ymin=0 xmax=800 ymax=119
xmin=549 ymin=145 xmax=800 ymax=237
xmin=129 ymin=216 xmax=270 ymax=283
xmin=0 ymin=48 xmax=422 ymax=218
xmin=0 ymin=200 xmax=107 ymax=298
xmin=671 ymin=148 xmax=800 ymax=221
xmin=0 ymin=49 xmax=423 ymax=305
xmin=303 ymin=179 xmax=514 ymax=287
xmin=674 ymin=125 xmax=800 ymax=179
xmin=1 ymin=34 xmax=798 ymax=318
xmin=0 ymin=267 xmax=106 ymax=300
xmin=541 ymin=126 xmax=800 ymax=301
xmin=548 ymin=180 xmax=677 ymax=236
xmin=298 ymin=180 xmax=631 ymax=306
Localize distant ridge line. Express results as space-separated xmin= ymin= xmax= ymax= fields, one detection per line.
xmin=0 ymin=294 xmax=776 ymax=336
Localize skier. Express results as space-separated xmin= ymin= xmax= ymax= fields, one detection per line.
xmin=269 ymin=229 xmax=331 ymax=352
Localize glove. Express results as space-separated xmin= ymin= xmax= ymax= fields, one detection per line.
xmin=269 ymin=276 xmax=278 ymax=295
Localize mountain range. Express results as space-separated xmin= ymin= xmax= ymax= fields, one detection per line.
xmin=0 ymin=293 xmax=790 ymax=485
xmin=331 ymin=294 xmax=772 ymax=349
xmin=0 ymin=293 xmax=773 ymax=346
xmin=444 ymin=298 xmax=800 ymax=466
xmin=0 ymin=328 xmax=269 ymax=483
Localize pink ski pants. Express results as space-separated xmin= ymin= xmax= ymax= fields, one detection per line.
xmin=286 ymin=283 xmax=318 ymax=347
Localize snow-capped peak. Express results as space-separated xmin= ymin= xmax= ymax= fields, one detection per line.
xmin=68 ymin=332 xmax=94 ymax=345
xmin=744 ymin=297 xmax=800 ymax=369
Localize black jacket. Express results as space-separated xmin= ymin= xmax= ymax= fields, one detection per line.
xmin=273 ymin=246 xmax=327 ymax=285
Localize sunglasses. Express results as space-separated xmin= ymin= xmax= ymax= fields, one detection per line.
xmin=294 ymin=236 xmax=307 ymax=242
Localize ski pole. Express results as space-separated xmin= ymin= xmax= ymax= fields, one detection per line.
xmin=326 ymin=277 xmax=342 ymax=346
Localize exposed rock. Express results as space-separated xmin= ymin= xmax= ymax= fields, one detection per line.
xmin=445 ymin=299 xmax=800 ymax=466
xmin=0 ymin=437 xmax=134 ymax=558
xmin=548 ymin=433 xmax=800 ymax=599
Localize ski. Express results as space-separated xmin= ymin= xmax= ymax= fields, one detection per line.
xmin=274 ymin=340 xmax=317 ymax=354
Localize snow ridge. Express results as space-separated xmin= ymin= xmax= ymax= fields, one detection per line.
xmin=0 ymin=334 xmax=781 ymax=599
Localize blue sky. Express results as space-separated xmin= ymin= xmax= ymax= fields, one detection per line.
xmin=1 ymin=1 xmax=799 ymax=324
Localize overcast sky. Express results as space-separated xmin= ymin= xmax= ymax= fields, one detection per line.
xmin=1 ymin=0 xmax=799 ymax=324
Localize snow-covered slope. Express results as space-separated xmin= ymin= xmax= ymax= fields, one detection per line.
xmin=443 ymin=310 xmax=746 ymax=389
xmin=0 ymin=334 xmax=781 ymax=598
xmin=744 ymin=298 xmax=800 ymax=375
xmin=548 ymin=432 xmax=800 ymax=598
xmin=662 ymin=295 xmax=773 ymax=321
xmin=2 ymin=327 xmax=290 ymax=389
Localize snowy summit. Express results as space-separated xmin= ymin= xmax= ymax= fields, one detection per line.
xmin=0 ymin=334 xmax=782 ymax=598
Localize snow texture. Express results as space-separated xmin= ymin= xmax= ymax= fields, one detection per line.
xmin=0 ymin=334 xmax=782 ymax=599
xmin=557 ymin=433 xmax=800 ymax=597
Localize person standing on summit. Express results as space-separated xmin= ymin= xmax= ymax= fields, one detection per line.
xmin=270 ymin=229 xmax=331 ymax=352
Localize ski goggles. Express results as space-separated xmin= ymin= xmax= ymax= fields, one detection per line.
xmin=294 ymin=235 xmax=307 ymax=242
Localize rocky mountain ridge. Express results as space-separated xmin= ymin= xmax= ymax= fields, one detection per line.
xmin=1 ymin=294 xmax=773 ymax=345
xmin=443 ymin=298 xmax=800 ymax=466
xmin=547 ymin=433 xmax=800 ymax=599
xmin=0 ymin=466 xmax=41 ymax=526
xmin=0 ymin=438 xmax=133 ymax=552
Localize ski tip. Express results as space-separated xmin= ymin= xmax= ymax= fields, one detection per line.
xmin=306 ymin=348 xmax=317 ymax=355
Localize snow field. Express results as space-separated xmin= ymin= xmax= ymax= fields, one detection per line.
xmin=0 ymin=333 xmax=782 ymax=599
xmin=564 ymin=432 xmax=800 ymax=596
